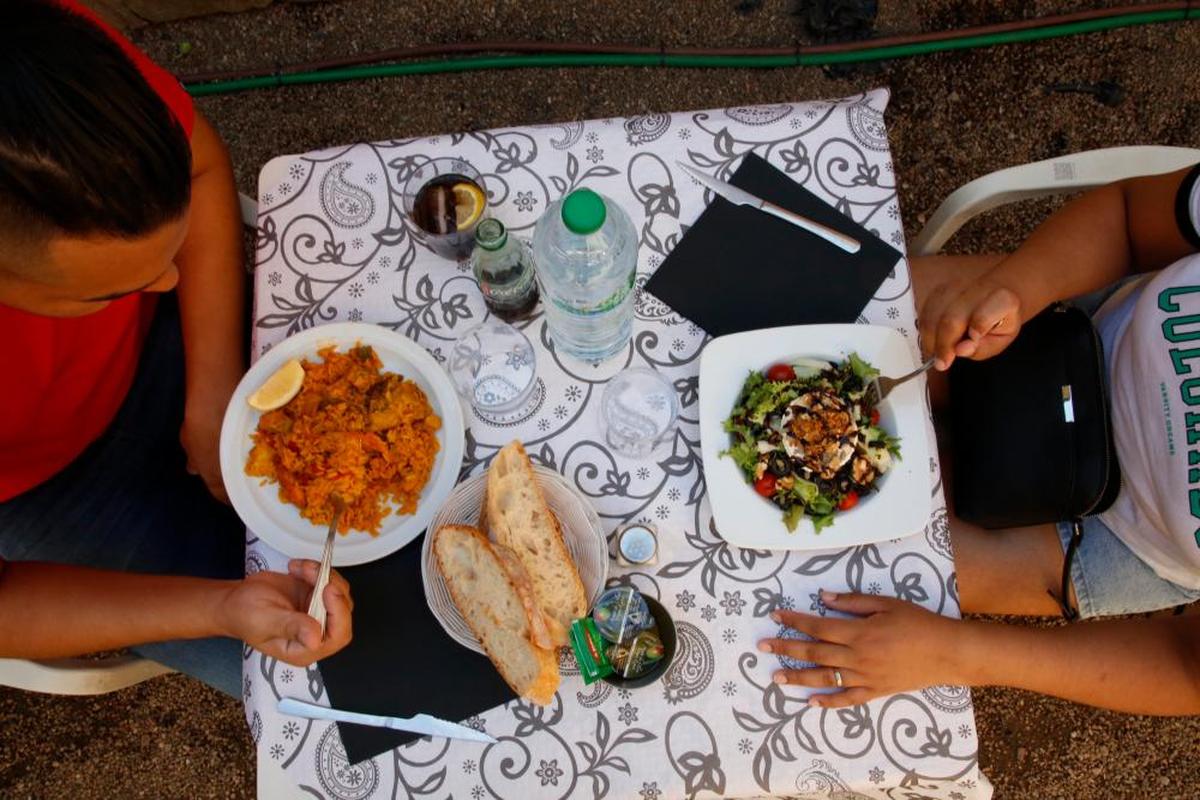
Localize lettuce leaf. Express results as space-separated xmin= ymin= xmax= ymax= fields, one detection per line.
xmin=847 ymin=351 xmax=879 ymax=382
xmin=744 ymin=380 xmax=799 ymax=425
xmin=808 ymin=494 xmax=835 ymax=516
xmin=782 ymin=504 xmax=806 ymax=532
xmin=786 ymin=478 xmax=819 ymax=505
xmin=867 ymin=424 xmax=903 ymax=460
xmin=721 ymin=439 xmax=760 ymax=477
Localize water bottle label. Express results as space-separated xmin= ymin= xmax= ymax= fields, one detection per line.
xmin=549 ymin=270 xmax=636 ymax=316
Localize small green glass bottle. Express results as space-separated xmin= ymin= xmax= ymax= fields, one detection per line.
xmin=469 ymin=218 xmax=539 ymax=322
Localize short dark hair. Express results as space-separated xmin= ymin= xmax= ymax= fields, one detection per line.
xmin=0 ymin=0 xmax=192 ymax=253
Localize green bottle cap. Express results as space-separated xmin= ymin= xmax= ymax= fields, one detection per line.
xmin=475 ymin=218 xmax=507 ymax=250
xmin=561 ymin=188 xmax=607 ymax=235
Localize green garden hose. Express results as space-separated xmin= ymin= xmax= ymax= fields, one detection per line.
xmin=185 ymin=8 xmax=1198 ymax=98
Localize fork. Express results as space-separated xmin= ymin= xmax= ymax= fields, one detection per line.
xmin=869 ymin=357 xmax=937 ymax=404
xmin=307 ymin=494 xmax=344 ymax=636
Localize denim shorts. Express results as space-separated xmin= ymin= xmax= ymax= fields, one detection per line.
xmin=1057 ymin=518 xmax=1200 ymax=618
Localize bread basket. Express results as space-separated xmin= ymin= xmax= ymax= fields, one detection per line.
xmin=422 ymin=466 xmax=609 ymax=654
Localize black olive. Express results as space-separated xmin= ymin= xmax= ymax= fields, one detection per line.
xmin=768 ymin=453 xmax=791 ymax=477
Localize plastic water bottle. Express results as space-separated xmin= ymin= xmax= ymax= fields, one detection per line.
xmin=532 ymin=188 xmax=638 ymax=362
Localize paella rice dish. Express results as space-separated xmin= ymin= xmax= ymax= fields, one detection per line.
xmin=245 ymin=343 xmax=441 ymax=535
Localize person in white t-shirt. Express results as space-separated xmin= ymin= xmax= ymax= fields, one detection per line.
xmin=759 ymin=163 xmax=1200 ymax=716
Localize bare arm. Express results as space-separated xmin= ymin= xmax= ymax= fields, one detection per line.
xmin=763 ymin=592 xmax=1200 ymax=716
xmin=993 ymin=167 xmax=1197 ymax=316
xmin=0 ymin=558 xmax=352 ymax=667
xmin=175 ymin=111 xmax=246 ymax=501
xmin=956 ymin=613 xmax=1200 ymax=715
xmin=920 ymin=165 xmax=1199 ymax=369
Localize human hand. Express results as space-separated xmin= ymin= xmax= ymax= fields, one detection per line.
xmin=918 ymin=273 xmax=1021 ymax=370
xmin=217 ymin=560 xmax=353 ymax=667
xmin=757 ymin=590 xmax=963 ymax=708
xmin=181 ymin=386 xmax=235 ymax=503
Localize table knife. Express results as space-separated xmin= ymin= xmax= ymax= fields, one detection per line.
xmin=676 ymin=161 xmax=861 ymax=254
xmin=278 ymin=697 xmax=497 ymax=744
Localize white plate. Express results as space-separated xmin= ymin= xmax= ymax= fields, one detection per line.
xmin=699 ymin=324 xmax=932 ymax=551
xmin=220 ymin=323 xmax=465 ymax=566
xmin=421 ymin=466 xmax=609 ymax=654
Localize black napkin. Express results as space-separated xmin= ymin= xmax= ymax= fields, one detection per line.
xmin=644 ymin=153 xmax=901 ymax=335
xmin=317 ymin=533 xmax=513 ymax=765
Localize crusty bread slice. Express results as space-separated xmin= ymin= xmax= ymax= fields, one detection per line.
xmin=432 ymin=525 xmax=559 ymax=705
xmin=477 ymin=480 xmax=490 ymax=534
xmin=485 ymin=441 xmax=588 ymax=647
xmin=492 ymin=543 xmax=555 ymax=650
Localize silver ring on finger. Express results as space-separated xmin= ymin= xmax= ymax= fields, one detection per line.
xmin=832 ymin=668 xmax=844 ymax=688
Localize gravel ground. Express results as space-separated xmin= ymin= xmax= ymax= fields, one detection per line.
xmin=2 ymin=1 xmax=1198 ymax=798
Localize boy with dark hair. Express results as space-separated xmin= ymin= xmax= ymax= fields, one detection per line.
xmin=0 ymin=0 xmax=352 ymax=697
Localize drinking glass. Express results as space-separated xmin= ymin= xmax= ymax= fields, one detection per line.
xmin=448 ymin=321 xmax=539 ymax=421
xmin=402 ymin=157 xmax=486 ymax=261
xmin=599 ymin=368 xmax=679 ymax=459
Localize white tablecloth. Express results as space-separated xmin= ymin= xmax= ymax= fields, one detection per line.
xmin=245 ymin=88 xmax=991 ymax=800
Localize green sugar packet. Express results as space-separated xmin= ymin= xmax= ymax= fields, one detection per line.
xmin=569 ymin=617 xmax=614 ymax=684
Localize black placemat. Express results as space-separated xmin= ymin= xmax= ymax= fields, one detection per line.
xmin=644 ymin=153 xmax=902 ymax=335
xmin=317 ymin=533 xmax=513 ymax=765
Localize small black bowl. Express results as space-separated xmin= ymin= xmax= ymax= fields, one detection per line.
xmin=602 ymin=595 xmax=677 ymax=689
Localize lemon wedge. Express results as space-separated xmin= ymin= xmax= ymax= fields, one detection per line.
xmin=247 ymin=358 xmax=305 ymax=411
xmin=452 ymin=182 xmax=485 ymax=230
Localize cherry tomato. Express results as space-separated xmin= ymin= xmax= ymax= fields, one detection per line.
xmin=765 ymin=363 xmax=796 ymax=382
xmin=870 ymin=407 xmax=880 ymax=426
xmin=837 ymin=491 xmax=860 ymax=511
xmin=754 ymin=474 xmax=777 ymax=497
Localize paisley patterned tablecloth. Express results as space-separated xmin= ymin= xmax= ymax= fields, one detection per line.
xmin=245 ymin=88 xmax=992 ymax=800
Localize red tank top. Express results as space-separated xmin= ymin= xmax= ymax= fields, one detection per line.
xmin=0 ymin=2 xmax=195 ymax=501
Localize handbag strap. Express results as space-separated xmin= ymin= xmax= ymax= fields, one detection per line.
xmin=1055 ymin=518 xmax=1084 ymax=619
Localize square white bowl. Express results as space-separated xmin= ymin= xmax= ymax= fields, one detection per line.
xmin=699 ymin=324 xmax=932 ymax=551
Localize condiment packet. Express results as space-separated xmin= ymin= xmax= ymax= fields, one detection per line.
xmin=592 ymin=586 xmax=653 ymax=643
xmin=569 ymin=618 xmax=614 ymax=684
xmin=608 ymin=628 xmax=666 ymax=678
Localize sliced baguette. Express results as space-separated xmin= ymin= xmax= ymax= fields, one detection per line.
xmin=485 ymin=441 xmax=588 ymax=647
xmin=432 ymin=525 xmax=559 ymax=705
xmin=492 ymin=543 xmax=555 ymax=650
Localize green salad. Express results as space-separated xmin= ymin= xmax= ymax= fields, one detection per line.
xmin=722 ymin=354 xmax=900 ymax=532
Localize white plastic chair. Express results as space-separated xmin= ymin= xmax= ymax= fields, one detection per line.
xmin=0 ymin=192 xmax=261 ymax=697
xmin=910 ymin=145 xmax=1200 ymax=256
xmin=0 ymin=653 xmax=174 ymax=694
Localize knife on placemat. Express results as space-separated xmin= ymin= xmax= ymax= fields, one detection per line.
xmin=676 ymin=161 xmax=861 ymax=254
xmin=278 ymin=697 xmax=497 ymax=744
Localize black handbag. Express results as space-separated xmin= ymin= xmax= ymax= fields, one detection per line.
xmin=948 ymin=304 xmax=1121 ymax=615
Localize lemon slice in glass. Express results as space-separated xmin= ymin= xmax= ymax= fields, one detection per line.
xmin=247 ymin=358 xmax=305 ymax=411
xmin=451 ymin=182 xmax=485 ymax=230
